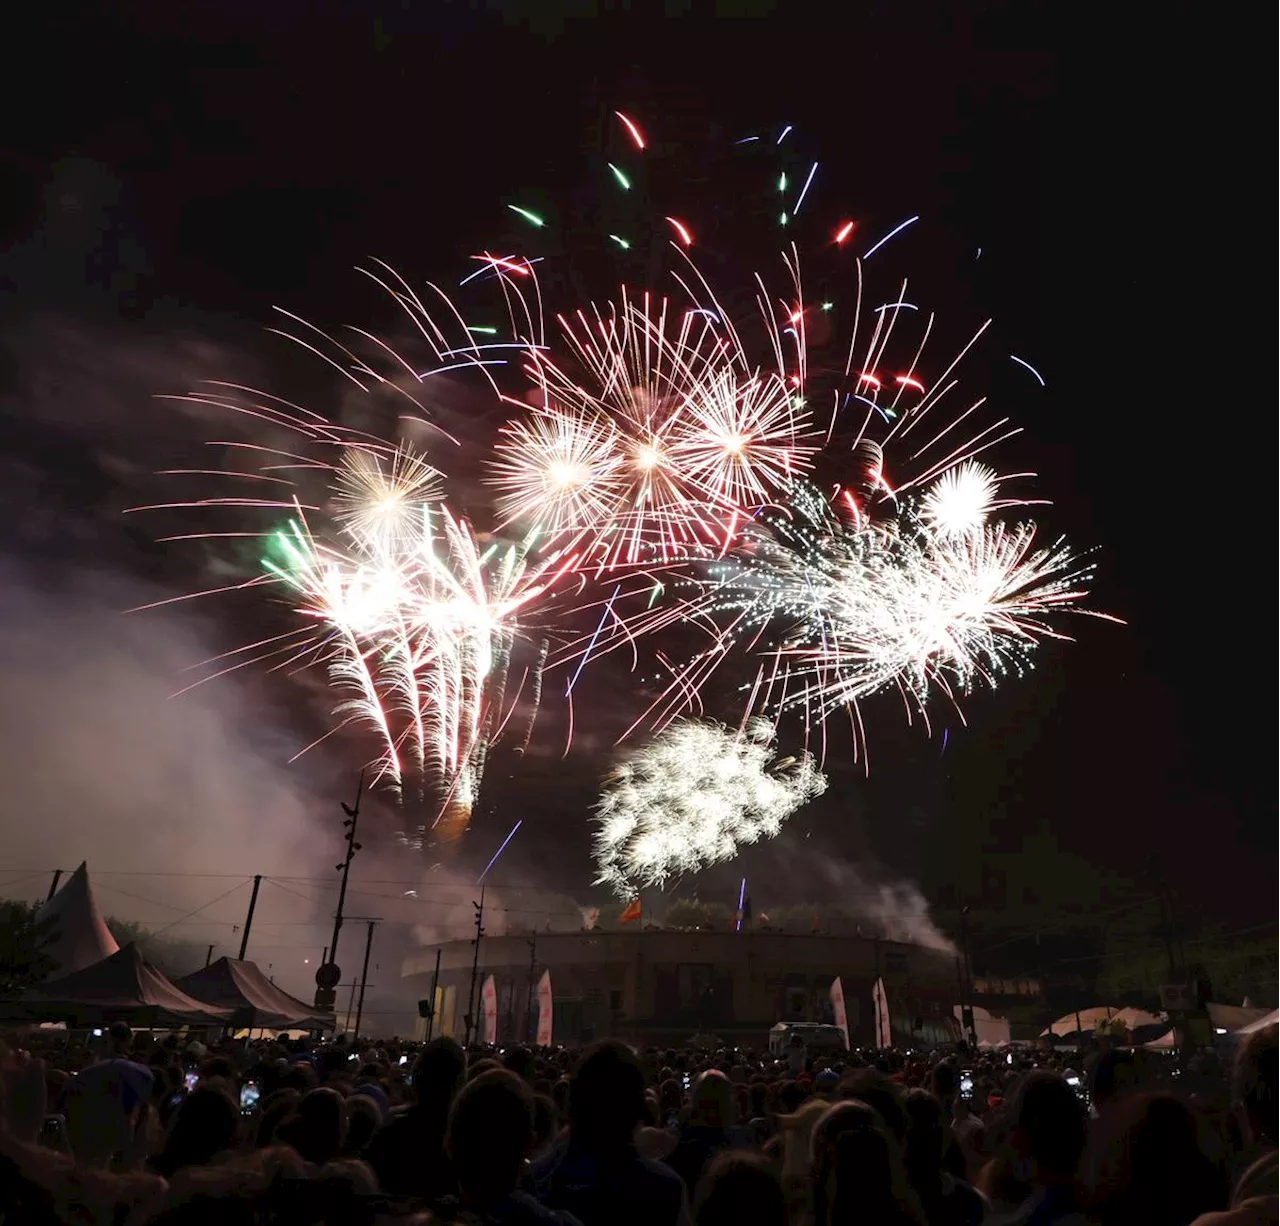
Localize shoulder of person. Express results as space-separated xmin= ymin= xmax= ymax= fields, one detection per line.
xmin=1234 ymin=1150 xmax=1279 ymax=1204
xmin=1191 ymin=1206 xmax=1279 ymax=1226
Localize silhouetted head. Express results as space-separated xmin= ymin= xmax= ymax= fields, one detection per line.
xmin=694 ymin=1150 xmax=787 ymax=1226
xmin=1007 ymin=1071 xmax=1086 ymax=1184
xmin=153 ymin=1085 xmax=239 ymax=1177
xmin=447 ymin=1069 xmax=534 ymax=1206
xmin=501 ymin=1045 xmax=535 ymax=1083
xmin=1082 ymin=1091 xmax=1226 ymax=1225
xmin=411 ymin=1037 xmax=465 ymax=1115
xmin=277 ymin=1087 xmax=346 ymax=1165
xmin=568 ymin=1040 xmax=646 ymax=1149
xmin=810 ymin=1099 xmax=905 ymax=1226
xmin=1233 ymin=1023 xmax=1278 ymax=1147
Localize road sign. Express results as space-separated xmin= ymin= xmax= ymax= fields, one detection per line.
xmin=315 ymin=962 xmax=341 ymax=989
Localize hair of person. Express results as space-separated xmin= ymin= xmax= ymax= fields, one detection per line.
xmin=275 ymin=1087 xmax=347 ymax=1167
xmin=466 ymin=1057 xmax=501 ymax=1083
xmin=342 ymin=1094 xmax=381 ymax=1156
xmin=901 ymin=1087 xmax=947 ymax=1187
xmin=501 ymin=1045 xmax=535 ymax=1082
xmin=1080 ymin=1091 xmax=1227 ymax=1225
xmin=1085 ymin=1048 xmax=1137 ymax=1109
xmin=1233 ymin=1023 xmax=1277 ymax=1146
xmin=197 ymin=1056 xmax=238 ymax=1085
xmin=278 ymin=1062 xmax=318 ymax=1094
xmin=151 ymin=1086 xmax=240 ymax=1179
xmin=1006 ymin=1070 xmax=1086 ymax=1180
xmin=447 ymin=1068 xmax=534 ymax=1204
xmin=531 ymin=1092 xmax=559 ymax=1154
xmin=836 ymin=1067 xmax=908 ymax=1145
xmin=693 ymin=1150 xmax=787 ymax=1226
xmin=410 ymin=1036 xmax=465 ymax=1105
xmin=568 ymin=1039 xmax=646 ymax=1146
xmin=254 ymin=1089 xmax=300 ymax=1149
xmin=688 ymin=1069 xmax=736 ymax=1129
xmin=810 ymin=1099 xmax=915 ymax=1226
xmin=928 ymin=1059 xmax=958 ymax=1103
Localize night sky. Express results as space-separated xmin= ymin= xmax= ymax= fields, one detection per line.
xmin=2 ymin=0 xmax=1271 ymax=935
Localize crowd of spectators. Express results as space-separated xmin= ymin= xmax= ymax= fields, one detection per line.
xmin=0 ymin=1018 xmax=1274 ymax=1225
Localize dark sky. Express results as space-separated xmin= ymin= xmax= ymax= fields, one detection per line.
xmin=2 ymin=0 xmax=1271 ymax=929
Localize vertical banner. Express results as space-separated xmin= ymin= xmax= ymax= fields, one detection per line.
xmin=830 ymin=977 xmax=850 ymax=1050
xmin=873 ymin=977 xmax=893 ymax=1048
xmin=481 ymin=974 xmax=498 ymax=1046
xmin=536 ymin=969 xmax=553 ymax=1046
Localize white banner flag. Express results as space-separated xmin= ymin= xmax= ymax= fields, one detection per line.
xmin=536 ymin=969 xmax=553 ymax=1047
xmin=481 ymin=974 xmax=498 ymax=1046
xmin=873 ymin=976 xmax=893 ymax=1048
xmin=830 ymin=976 xmax=850 ymax=1050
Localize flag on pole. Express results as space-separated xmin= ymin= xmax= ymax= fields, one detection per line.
xmin=830 ymin=976 xmax=850 ymax=1050
xmin=873 ymin=977 xmax=893 ymax=1048
xmin=536 ymin=969 xmax=553 ymax=1046
xmin=481 ymin=974 xmax=497 ymax=1046
xmin=620 ymin=898 xmax=642 ymax=924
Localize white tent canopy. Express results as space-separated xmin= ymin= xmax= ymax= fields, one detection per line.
xmin=1207 ymin=1003 xmax=1272 ymax=1034
xmin=954 ymin=1004 xmax=1011 ymax=1048
xmin=1236 ymin=1009 xmax=1278 ymax=1035
xmin=1111 ymin=1006 xmax=1168 ymax=1030
xmin=35 ymin=862 xmax=119 ymax=978
xmin=1041 ymin=1006 xmax=1123 ymax=1037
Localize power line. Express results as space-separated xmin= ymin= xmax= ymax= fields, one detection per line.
xmin=1 ymin=866 xmax=996 ymax=901
xmin=147 ymin=880 xmax=251 ymax=941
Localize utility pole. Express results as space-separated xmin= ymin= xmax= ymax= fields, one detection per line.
xmin=959 ymin=905 xmax=977 ymax=1048
xmin=344 ymin=980 xmax=359 ymax=1032
xmin=353 ymin=920 xmax=376 ymax=1041
xmin=45 ymin=869 xmax=63 ymax=903
xmin=426 ymin=947 xmax=442 ymax=1041
xmin=525 ymin=938 xmax=537 ymax=1042
xmin=315 ymin=773 xmax=364 ymax=1011
xmin=463 ymin=888 xmax=485 ymax=1047
xmin=238 ymin=875 xmax=262 ymax=960
xmin=205 ymin=944 xmax=215 ymax=967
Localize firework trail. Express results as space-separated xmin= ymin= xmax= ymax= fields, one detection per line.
xmin=515 ymin=637 xmax=550 ymax=756
xmin=260 ymin=470 xmax=574 ymax=814
xmin=593 ymin=716 xmax=826 ymax=896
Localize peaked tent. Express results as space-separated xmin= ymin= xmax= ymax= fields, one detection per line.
xmin=176 ymin=958 xmax=332 ymax=1031
xmin=1236 ymin=1009 xmax=1278 ymax=1035
xmin=1207 ymin=1002 xmax=1272 ymax=1034
xmin=35 ymin=862 xmax=119 ymax=978
xmin=24 ymin=943 xmax=230 ymax=1027
xmin=1041 ymin=1006 xmax=1124 ymax=1038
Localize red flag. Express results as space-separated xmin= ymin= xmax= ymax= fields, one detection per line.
xmin=830 ymin=977 xmax=850 ymax=1050
xmin=620 ymin=898 xmax=642 ymax=924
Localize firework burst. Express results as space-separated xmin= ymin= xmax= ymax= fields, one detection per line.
xmin=593 ymin=716 xmax=826 ymax=896
xmin=492 ymin=287 xmax=817 ymax=565
xmin=139 ymin=112 xmax=1114 ymax=878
